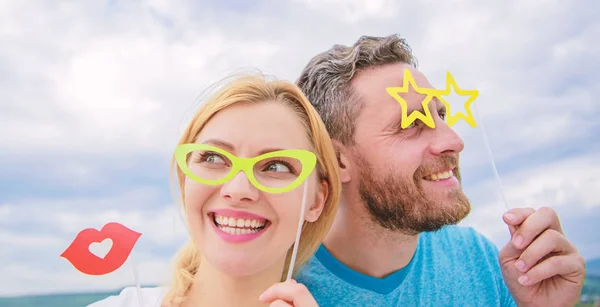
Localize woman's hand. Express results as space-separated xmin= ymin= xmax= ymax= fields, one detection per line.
xmin=259 ymin=279 xmax=319 ymax=306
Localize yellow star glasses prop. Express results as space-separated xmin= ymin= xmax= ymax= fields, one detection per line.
xmin=175 ymin=144 xmax=317 ymax=194
xmin=386 ymin=69 xmax=479 ymax=129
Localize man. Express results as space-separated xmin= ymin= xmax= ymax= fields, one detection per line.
xmin=292 ymin=34 xmax=586 ymax=306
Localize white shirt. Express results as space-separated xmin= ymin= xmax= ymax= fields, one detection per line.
xmin=87 ymin=287 xmax=168 ymax=307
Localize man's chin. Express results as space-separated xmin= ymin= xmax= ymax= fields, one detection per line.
xmin=432 ymin=200 xmax=472 ymax=226
xmin=405 ymin=213 xmax=470 ymax=234
xmin=407 ymin=199 xmax=472 ymax=234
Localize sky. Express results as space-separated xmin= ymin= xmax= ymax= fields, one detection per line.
xmin=1 ymin=0 xmax=599 ymax=297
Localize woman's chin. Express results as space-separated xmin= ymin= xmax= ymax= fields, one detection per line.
xmin=208 ymin=253 xmax=270 ymax=277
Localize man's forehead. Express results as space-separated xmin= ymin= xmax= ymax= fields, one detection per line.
xmin=351 ymin=63 xmax=436 ymax=110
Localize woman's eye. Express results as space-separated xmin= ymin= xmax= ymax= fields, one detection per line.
xmin=197 ymin=152 xmax=226 ymax=164
xmin=267 ymin=163 xmax=290 ymax=173
xmin=206 ymin=154 xmax=225 ymax=164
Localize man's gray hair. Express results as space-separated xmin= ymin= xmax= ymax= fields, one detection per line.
xmin=296 ymin=34 xmax=418 ymax=145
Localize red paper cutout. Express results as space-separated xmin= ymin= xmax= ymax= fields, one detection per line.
xmin=60 ymin=222 xmax=142 ymax=276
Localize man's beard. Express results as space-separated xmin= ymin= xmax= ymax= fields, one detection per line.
xmin=355 ymin=151 xmax=471 ymax=236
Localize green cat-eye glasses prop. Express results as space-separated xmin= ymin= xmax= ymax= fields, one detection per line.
xmin=174 ymin=144 xmax=317 ymax=194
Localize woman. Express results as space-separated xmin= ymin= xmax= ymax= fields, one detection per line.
xmin=88 ymin=73 xmax=341 ymax=307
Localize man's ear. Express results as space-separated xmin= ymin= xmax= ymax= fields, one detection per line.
xmin=332 ymin=139 xmax=352 ymax=184
xmin=304 ymin=178 xmax=329 ymax=222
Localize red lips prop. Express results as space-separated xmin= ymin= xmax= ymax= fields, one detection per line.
xmin=61 ymin=222 xmax=142 ymax=276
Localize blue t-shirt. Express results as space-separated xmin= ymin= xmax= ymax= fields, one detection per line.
xmin=295 ymin=225 xmax=517 ymax=306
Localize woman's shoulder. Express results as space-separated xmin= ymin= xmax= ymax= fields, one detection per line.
xmin=87 ymin=286 xmax=168 ymax=307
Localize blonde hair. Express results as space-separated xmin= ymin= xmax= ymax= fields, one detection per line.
xmin=161 ymin=72 xmax=341 ymax=306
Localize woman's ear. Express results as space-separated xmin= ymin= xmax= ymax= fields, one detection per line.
xmin=332 ymin=140 xmax=352 ymax=184
xmin=304 ymin=178 xmax=329 ymax=222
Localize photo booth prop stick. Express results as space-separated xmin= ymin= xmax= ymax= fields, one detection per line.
xmin=386 ymin=68 xmax=510 ymax=210
xmin=288 ymin=180 xmax=309 ymax=280
xmin=472 ymin=102 xmax=510 ymax=210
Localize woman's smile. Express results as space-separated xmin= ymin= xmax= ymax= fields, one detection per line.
xmin=209 ymin=208 xmax=272 ymax=243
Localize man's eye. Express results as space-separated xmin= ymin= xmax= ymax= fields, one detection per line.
xmin=404 ymin=121 xmax=417 ymax=129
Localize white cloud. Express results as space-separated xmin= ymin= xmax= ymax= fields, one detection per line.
xmin=0 ymin=206 xmax=10 ymax=220
xmin=292 ymin=0 xmax=401 ymax=23
xmin=0 ymin=231 xmax=63 ymax=248
xmin=460 ymin=149 xmax=600 ymax=254
xmin=0 ymin=1 xmax=284 ymax=157
xmin=0 ymin=192 xmax=189 ymax=247
xmin=502 ymin=153 xmax=600 ymax=210
xmin=0 ymin=193 xmax=188 ymax=296
xmin=411 ymin=0 xmax=600 ymax=164
xmin=53 ymin=206 xmax=189 ymax=246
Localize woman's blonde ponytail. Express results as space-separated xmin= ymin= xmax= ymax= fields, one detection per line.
xmin=161 ymin=240 xmax=201 ymax=306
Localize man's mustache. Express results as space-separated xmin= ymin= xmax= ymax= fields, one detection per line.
xmin=414 ymin=155 xmax=460 ymax=180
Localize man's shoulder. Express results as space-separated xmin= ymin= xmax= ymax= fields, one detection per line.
xmin=87 ymin=286 xmax=168 ymax=307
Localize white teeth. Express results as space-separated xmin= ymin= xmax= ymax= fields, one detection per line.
xmin=426 ymin=170 xmax=453 ymax=181
xmin=213 ymin=214 xmax=267 ymax=233
xmin=218 ymin=226 xmax=260 ymax=235
xmin=236 ymin=219 xmax=244 ymax=227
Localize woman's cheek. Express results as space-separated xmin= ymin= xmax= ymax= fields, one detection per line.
xmin=278 ymin=197 xmax=306 ymax=228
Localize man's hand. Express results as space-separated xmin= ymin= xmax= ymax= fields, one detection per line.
xmin=499 ymin=207 xmax=586 ymax=307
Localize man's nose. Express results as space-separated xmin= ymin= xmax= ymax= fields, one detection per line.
xmin=428 ymin=121 xmax=465 ymax=155
xmin=219 ymin=171 xmax=260 ymax=204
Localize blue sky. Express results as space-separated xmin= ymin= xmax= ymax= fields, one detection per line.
xmin=0 ymin=0 xmax=599 ymax=297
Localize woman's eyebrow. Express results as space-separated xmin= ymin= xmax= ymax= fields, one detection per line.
xmin=201 ymin=138 xmax=234 ymax=151
xmin=257 ymin=148 xmax=286 ymax=155
xmin=201 ymin=139 xmax=286 ymax=156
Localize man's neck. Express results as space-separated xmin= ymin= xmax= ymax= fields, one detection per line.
xmin=183 ymin=257 xmax=285 ymax=307
xmin=322 ymin=199 xmax=419 ymax=278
